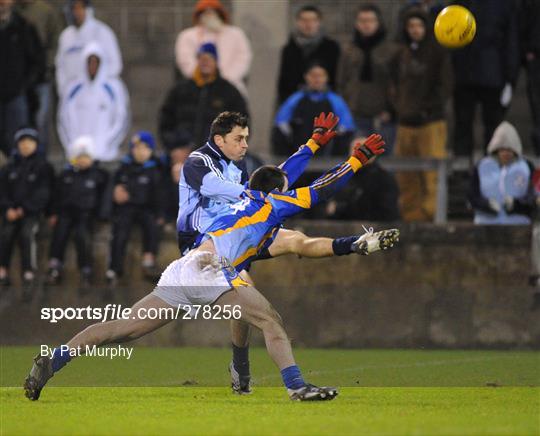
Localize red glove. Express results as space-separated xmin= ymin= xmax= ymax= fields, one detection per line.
xmin=311 ymin=112 xmax=340 ymax=146
xmin=352 ymin=134 xmax=385 ymax=164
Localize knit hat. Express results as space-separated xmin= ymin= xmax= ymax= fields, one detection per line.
xmin=70 ymin=135 xmax=95 ymax=159
xmin=14 ymin=127 xmax=39 ymax=144
xmin=486 ymin=121 xmax=523 ymax=156
xmin=193 ymin=0 xmax=229 ymax=24
xmin=197 ymin=42 xmax=219 ymax=60
xmin=130 ymin=131 xmax=156 ymax=150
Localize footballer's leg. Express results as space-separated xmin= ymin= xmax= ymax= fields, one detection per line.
xmin=268 ymin=228 xmax=400 ymax=258
xmin=24 ymin=294 xmax=174 ymax=401
xmin=229 ymin=270 xmax=253 ymax=394
xmin=216 ymin=285 xmax=337 ymax=401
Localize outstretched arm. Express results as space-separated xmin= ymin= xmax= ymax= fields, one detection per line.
xmin=279 ymin=112 xmax=340 ymax=186
xmin=270 ymin=134 xmax=386 ymax=221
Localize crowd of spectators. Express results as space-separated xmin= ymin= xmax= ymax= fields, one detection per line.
xmin=0 ymin=0 xmax=539 ymax=293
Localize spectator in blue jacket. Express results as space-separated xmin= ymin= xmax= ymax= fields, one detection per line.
xmin=272 ymin=63 xmax=356 ymax=156
xmin=469 ymin=121 xmax=536 ymax=225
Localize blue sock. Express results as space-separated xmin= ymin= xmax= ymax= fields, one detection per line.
xmin=332 ymin=236 xmax=357 ymax=256
xmin=280 ymin=365 xmax=305 ymax=390
xmin=51 ymin=346 xmax=71 ymax=373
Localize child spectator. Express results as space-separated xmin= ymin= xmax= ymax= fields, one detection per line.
xmin=0 ymin=127 xmax=54 ymax=294
xmin=277 ymin=5 xmax=340 ymax=104
xmin=57 ymin=41 xmax=130 ymax=162
xmin=159 ymin=43 xmax=247 ymax=151
xmin=469 ymin=121 xmax=536 ymax=225
xmin=175 ymin=0 xmax=252 ymax=96
xmin=337 ymin=3 xmax=399 ymax=154
xmin=273 ymin=63 xmax=356 ymax=156
xmin=106 ymin=132 xmax=164 ymax=284
xmin=46 ymin=136 xmax=108 ymax=287
xmin=391 ymin=9 xmax=452 ymax=222
xmin=55 ymin=0 xmax=122 ymax=97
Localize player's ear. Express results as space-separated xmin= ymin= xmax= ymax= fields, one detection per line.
xmin=213 ymin=134 xmax=224 ymax=148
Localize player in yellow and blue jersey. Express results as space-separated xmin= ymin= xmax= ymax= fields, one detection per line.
xmin=24 ymin=128 xmax=399 ymax=403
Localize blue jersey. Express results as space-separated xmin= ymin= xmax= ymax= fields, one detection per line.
xmin=198 ymin=156 xmax=363 ymax=272
xmin=177 ymin=138 xmax=321 ymax=253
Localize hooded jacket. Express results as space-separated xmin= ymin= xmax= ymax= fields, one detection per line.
xmin=55 ymin=9 xmax=122 ymax=96
xmin=469 ymin=122 xmax=535 ymax=224
xmin=57 ymin=42 xmax=130 ymax=162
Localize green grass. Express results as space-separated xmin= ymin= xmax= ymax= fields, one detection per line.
xmin=1 ymin=347 xmax=539 ymax=435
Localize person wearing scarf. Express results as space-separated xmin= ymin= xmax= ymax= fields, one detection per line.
xmin=337 ymin=3 xmax=399 ymax=154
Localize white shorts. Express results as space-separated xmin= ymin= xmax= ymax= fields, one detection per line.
xmin=151 ymin=251 xmax=247 ymax=309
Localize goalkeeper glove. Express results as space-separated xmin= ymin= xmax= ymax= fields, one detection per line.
xmin=352 ymin=134 xmax=385 ymax=164
xmin=311 ymin=112 xmax=340 ymax=146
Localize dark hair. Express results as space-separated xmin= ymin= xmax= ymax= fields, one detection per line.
xmin=209 ymin=112 xmax=249 ymax=139
xmin=304 ymin=61 xmax=328 ymax=75
xmin=296 ymin=5 xmax=322 ymax=19
xmin=357 ymin=3 xmax=382 ymax=18
xmin=249 ymin=165 xmax=287 ymax=193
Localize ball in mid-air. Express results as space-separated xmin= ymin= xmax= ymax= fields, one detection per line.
xmin=434 ymin=5 xmax=476 ymax=48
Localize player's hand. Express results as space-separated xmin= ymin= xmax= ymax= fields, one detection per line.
xmin=311 ymin=112 xmax=339 ymax=146
xmin=352 ymin=134 xmax=385 ymax=165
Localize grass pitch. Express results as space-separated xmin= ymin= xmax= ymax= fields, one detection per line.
xmin=1 ymin=347 xmax=539 ymax=435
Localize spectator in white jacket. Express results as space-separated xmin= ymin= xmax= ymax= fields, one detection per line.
xmin=55 ymin=0 xmax=122 ymax=97
xmin=175 ymin=0 xmax=252 ymax=96
xmin=57 ymin=41 xmax=129 ymax=162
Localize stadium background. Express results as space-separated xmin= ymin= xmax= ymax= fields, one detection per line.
xmin=0 ymin=0 xmax=538 ymax=349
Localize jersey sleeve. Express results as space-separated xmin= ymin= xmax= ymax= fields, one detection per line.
xmin=278 ymin=139 xmax=320 ymax=187
xmin=270 ymin=156 xmax=363 ymax=220
xmin=183 ymin=155 xmax=244 ymax=202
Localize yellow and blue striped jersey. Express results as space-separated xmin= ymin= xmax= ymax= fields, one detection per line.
xmin=198 ymin=156 xmax=363 ymax=272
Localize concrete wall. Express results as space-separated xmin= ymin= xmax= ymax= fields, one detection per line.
xmin=1 ymin=222 xmax=538 ymax=349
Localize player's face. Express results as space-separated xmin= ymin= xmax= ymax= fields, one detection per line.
xmin=17 ymin=138 xmax=37 ymax=157
xmin=407 ymin=17 xmax=426 ymax=42
xmin=87 ymin=55 xmax=100 ymax=80
xmin=356 ymin=11 xmax=379 ymax=37
xmin=71 ymin=0 xmax=86 ymax=27
xmin=296 ymin=11 xmax=321 ymax=37
xmin=215 ymin=126 xmax=249 ymax=161
xmin=305 ymin=66 xmax=328 ymax=92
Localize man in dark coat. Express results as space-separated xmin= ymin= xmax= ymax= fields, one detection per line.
xmin=0 ymin=0 xmax=44 ymax=157
xmin=452 ymin=0 xmax=520 ymax=157
xmin=277 ymin=5 xmax=340 ymax=104
xmin=158 ymin=42 xmax=248 ymax=151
